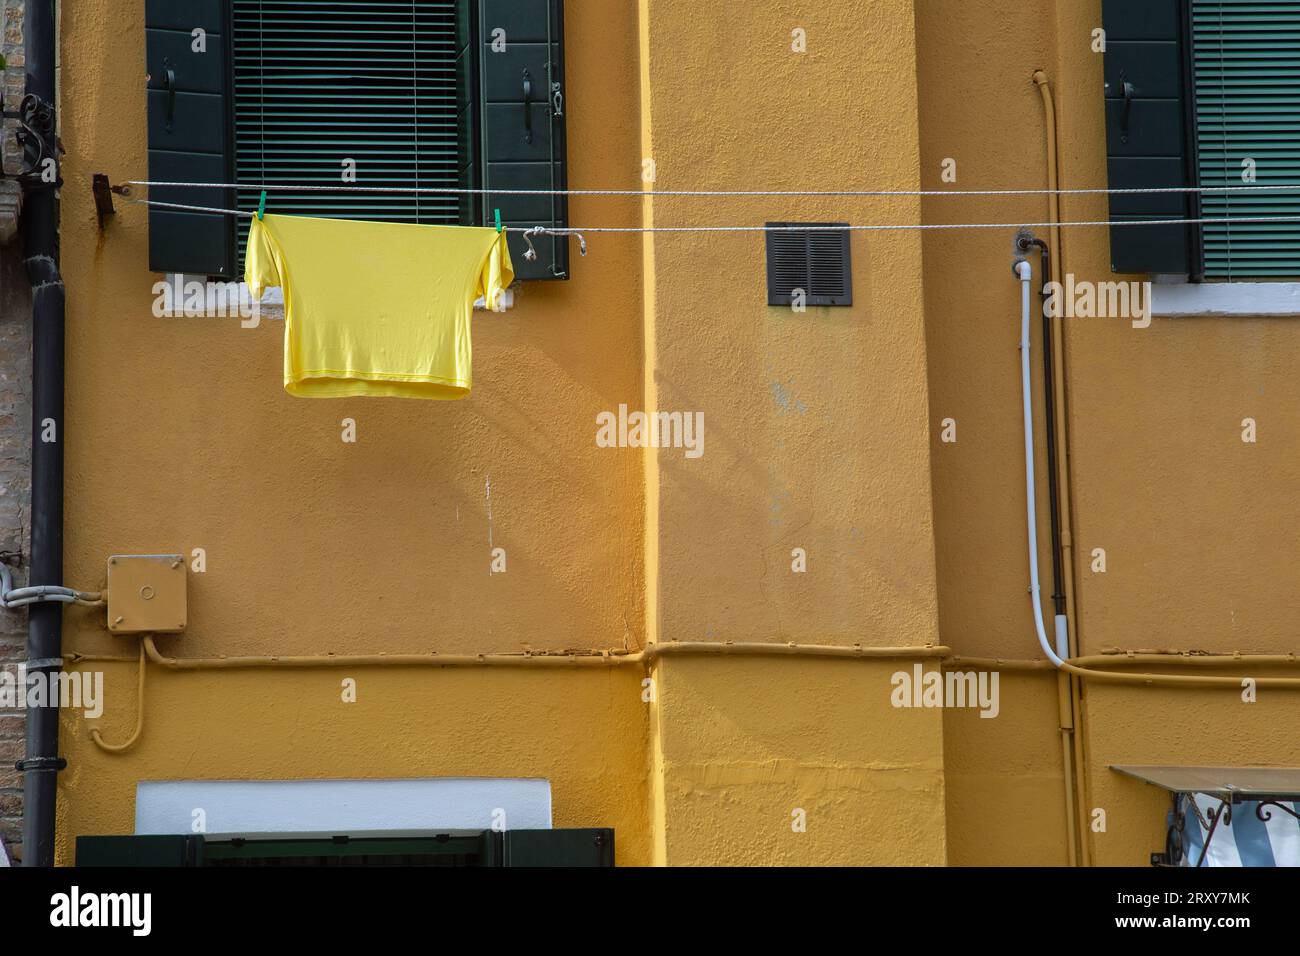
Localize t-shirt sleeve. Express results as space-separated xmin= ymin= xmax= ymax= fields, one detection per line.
xmin=244 ymin=217 xmax=282 ymax=300
xmin=477 ymin=232 xmax=515 ymax=311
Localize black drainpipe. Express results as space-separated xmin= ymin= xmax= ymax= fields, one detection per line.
xmin=18 ymin=0 xmax=64 ymax=868
xmin=1017 ymin=234 xmax=1066 ymax=620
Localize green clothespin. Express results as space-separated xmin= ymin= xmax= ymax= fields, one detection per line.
xmin=494 ymin=208 xmax=502 ymax=233
xmin=257 ymin=190 xmax=267 ymax=221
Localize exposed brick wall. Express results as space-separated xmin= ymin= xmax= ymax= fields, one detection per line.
xmin=0 ymin=251 xmax=30 ymax=864
xmin=0 ymin=0 xmax=29 ymax=864
xmin=2 ymin=0 xmax=23 ymax=175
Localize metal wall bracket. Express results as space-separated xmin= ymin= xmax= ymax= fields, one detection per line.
xmin=14 ymin=756 xmax=67 ymax=773
xmin=92 ymin=174 xmax=132 ymax=231
xmin=92 ymin=173 xmax=114 ymax=229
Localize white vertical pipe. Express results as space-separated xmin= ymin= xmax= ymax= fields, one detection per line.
xmin=1017 ymin=259 xmax=1066 ymax=668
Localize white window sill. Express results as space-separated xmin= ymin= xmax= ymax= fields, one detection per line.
xmin=1151 ymin=279 xmax=1300 ymax=317
xmin=134 ymin=778 xmax=553 ymax=835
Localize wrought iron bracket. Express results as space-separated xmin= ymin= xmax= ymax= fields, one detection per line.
xmin=1198 ymin=798 xmax=1232 ymax=867
xmin=14 ymin=93 xmax=61 ymax=188
xmin=1255 ymin=800 xmax=1300 ymax=824
xmin=1153 ymin=793 xmax=1240 ymax=867
xmin=1152 ymin=801 xmax=1187 ymax=867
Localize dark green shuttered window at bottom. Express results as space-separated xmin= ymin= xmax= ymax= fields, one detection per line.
xmin=144 ymin=0 xmax=568 ymax=282
xmin=75 ymin=829 xmax=615 ymax=867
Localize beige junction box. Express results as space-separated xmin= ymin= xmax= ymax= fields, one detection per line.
xmin=106 ymin=554 xmax=187 ymax=634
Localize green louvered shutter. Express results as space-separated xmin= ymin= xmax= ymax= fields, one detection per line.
xmin=1193 ymin=1 xmax=1300 ymax=277
xmin=145 ymin=0 xmax=237 ymax=277
xmin=230 ymin=1 xmax=466 ymax=265
xmin=477 ymin=0 xmax=569 ymax=280
xmin=1102 ymin=0 xmax=1200 ymax=275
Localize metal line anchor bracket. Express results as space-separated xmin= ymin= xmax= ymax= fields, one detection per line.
xmin=92 ymin=174 xmax=132 ymax=231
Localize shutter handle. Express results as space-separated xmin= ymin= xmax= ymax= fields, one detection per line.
xmin=522 ymin=69 xmax=533 ymax=145
xmin=164 ymin=64 xmax=177 ymax=130
xmin=1120 ymin=80 xmax=1135 ymax=132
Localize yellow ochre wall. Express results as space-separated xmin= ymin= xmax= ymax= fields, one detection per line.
xmin=57 ymin=0 xmax=654 ymax=863
xmin=638 ymin=0 xmax=945 ymax=865
xmin=46 ymin=0 xmax=1300 ymax=866
xmin=917 ymin=0 xmax=1300 ymax=866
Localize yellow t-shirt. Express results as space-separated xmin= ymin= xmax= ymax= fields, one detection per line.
xmin=244 ymin=214 xmax=513 ymax=399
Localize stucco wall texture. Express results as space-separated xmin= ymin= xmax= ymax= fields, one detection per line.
xmin=56 ymin=0 xmax=653 ymax=863
xmin=37 ymin=0 xmax=1300 ymax=866
xmin=638 ymin=0 xmax=945 ymax=866
xmin=918 ymin=0 xmax=1300 ymax=865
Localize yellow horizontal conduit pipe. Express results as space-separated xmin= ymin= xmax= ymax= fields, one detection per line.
xmin=134 ymin=638 xmax=952 ymax=670
xmin=78 ymin=639 xmax=1300 ymax=761
xmin=72 ymin=647 xmax=1300 ymax=675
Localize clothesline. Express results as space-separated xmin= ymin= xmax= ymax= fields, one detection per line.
xmin=128 ymin=197 xmax=1300 ymax=235
xmin=128 ymin=178 xmax=1300 ymax=198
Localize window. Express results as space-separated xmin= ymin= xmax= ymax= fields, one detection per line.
xmin=1191 ymin=1 xmax=1300 ymax=277
xmin=144 ymin=0 xmax=569 ymax=282
xmin=75 ymin=830 xmax=616 ymax=867
xmin=229 ymin=1 xmax=466 ymax=265
xmin=1102 ymin=0 xmax=1300 ymax=279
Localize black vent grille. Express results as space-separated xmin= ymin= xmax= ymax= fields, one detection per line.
xmin=765 ymin=223 xmax=852 ymax=306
